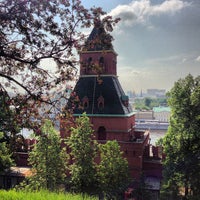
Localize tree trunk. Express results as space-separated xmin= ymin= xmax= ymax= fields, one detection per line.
xmin=184 ymin=180 xmax=189 ymax=199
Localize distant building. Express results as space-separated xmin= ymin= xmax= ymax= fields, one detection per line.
xmin=135 ymin=107 xmax=170 ymax=130
xmin=0 ymin=139 xmax=36 ymax=189
xmin=135 ymin=107 xmax=170 ymax=122
xmin=147 ymin=89 xmax=166 ymax=98
xmin=0 ymin=166 xmax=32 ymax=189
xmin=153 ymin=106 xmax=171 ymax=122
xmin=127 ymin=90 xmax=136 ymax=99
xmin=135 ymin=110 xmax=154 ymax=121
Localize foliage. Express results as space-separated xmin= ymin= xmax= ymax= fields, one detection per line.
xmin=144 ymin=97 xmax=151 ymax=107
xmin=0 ymin=90 xmax=20 ymax=138
xmin=0 ymin=89 xmax=26 ymax=154
xmin=134 ymin=97 xmax=167 ymax=110
xmin=159 ymin=181 xmax=182 ymax=200
xmin=0 ymin=0 xmax=119 ymax=130
xmin=129 ymin=176 xmax=153 ymax=200
xmin=0 ymin=132 xmax=14 ymax=173
xmin=0 ymin=189 xmax=97 ymax=200
xmin=67 ymin=113 xmax=98 ymax=195
xmin=24 ymin=120 xmax=68 ymax=191
xmin=67 ymin=114 xmax=130 ymax=198
xmin=161 ymin=74 xmax=200 ymax=199
xmin=97 ymin=140 xmax=129 ymax=199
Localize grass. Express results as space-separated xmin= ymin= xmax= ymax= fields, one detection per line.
xmin=0 ymin=190 xmax=97 ymax=200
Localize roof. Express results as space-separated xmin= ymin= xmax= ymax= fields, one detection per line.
xmin=2 ymin=167 xmax=33 ymax=177
xmin=68 ymin=76 xmax=133 ymax=115
xmin=153 ymin=106 xmax=170 ymax=112
xmin=83 ymin=21 xmax=114 ymax=51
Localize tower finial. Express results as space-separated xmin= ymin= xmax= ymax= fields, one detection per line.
xmin=83 ymin=18 xmax=113 ymax=51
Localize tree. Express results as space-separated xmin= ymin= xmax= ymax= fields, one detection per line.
xmin=26 ymin=120 xmax=68 ymax=191
xmin=0 ymin=89 xmax=27 ymax=154
xmin=67 ymin=113 xmax=98 ymax=195
xmin=67 ymin=114 xmax=131 ymax=198
xmin=0 ymin=0 xmax=119 ymax=129
xmin=97 ymin=140 xmax=129 ymax=199
xmin=162 ymin=74 xmax=200 ymax=199
xmin=0 ymin=90 xmax=19 ymax=137
xmin=144 ymin=97 xmax=152 ymax=108
xmin=0 ymin=132 xmax=14 ymax=173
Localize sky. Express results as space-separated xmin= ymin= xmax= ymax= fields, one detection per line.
xmin=81 ymin=0 xmax=200 ymax=93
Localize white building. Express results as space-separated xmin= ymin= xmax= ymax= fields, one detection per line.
xmin=153 ymin=107 xmax=171 ymax=122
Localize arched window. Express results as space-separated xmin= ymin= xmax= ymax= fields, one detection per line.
xmin=121 ymin=95 xmax=129 ymax=107
xmin=99 ymin=57 xmax=104 ymax=72
xmin=97 ymin=126 xmax=106 ymax=140
xmin=87 ymin=57 xmax=93 ymax=73
xmin=88 ymin=57 xmax=92 ymax=66
xmin=82 ymin=96 xmax=89 ymax=109
xmin=97 ymin=95 xmax=104 ymax=110
xmin=99 ymin=57 xmax=104 ymax=65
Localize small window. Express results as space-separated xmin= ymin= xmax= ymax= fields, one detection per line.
xmin=88 ymin=57 xmax=92 ymax=64
xmin=86 ymin=57 xmax=93 ymax=72
xmin=97 ymin=126 xmax=106 ymax=140
xmin=82 ymin=96 xmax=89 ymax=109
xmin=99 ymin=57 xmax=104 ymax=65
xmin=97 ymin=95 xmax=104 ymax=109
xmin=99 ymin=57 xmax=105 ymax=72
xmin=121 ymin=95 xmax=129 ymax=107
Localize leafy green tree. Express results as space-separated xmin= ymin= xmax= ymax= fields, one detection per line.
xmin=130 ymin=176 xmax=153 ymax=200
xmin=27 ymin=120 xmax=68 ymax=191
xmin=67 ymin=114 xmax=131 ymax=197
xmin=67 ymin=113 xmax=98 ymax=195
xmin=0 ymin=89 xmax=26 ymax=154
xmin=162 ymin=74 xmax=200 ymax=199
xmin=97 ymin=140 xmax=129 ymax=199
xmin=135 ymin=97 xmax=167 ymax=110
xmin=144 ymin=97 xmax=152 ymax=108
xmin=0 ymin=132 xmax=14 ymax=173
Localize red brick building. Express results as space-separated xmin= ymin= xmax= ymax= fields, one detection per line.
xmin=61 ymin=21 xmax=162 ymax=183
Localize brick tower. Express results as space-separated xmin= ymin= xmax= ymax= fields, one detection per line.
xmin=61 ymin=21 xmax=150 ymax=179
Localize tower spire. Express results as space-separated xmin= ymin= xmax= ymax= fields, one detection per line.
xmin=79 ymin=21 xmax=117 ymax=76
xmin=83 ymin=19 xmax=113 ymax=52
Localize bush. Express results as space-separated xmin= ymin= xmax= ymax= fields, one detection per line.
xmin=0 ymin=190 xmax=97 ymax=200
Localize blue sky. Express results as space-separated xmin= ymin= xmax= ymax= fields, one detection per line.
xmin=81 ymin=0 xmax=200 ymax=93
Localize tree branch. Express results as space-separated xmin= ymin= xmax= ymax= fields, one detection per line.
xmin=0 ymin=72 xmax=32 ymax=96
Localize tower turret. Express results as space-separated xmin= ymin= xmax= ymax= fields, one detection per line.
xmin=79 ymin=21 xmax=117 ymax=76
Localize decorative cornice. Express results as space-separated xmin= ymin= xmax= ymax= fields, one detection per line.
xmin=79 ymin=74 xmax=118 ymax=78
xmin=79 ymin=50 xmax=118 ymax=56
xmin=73 ymin=112 xmax=136 ymax=118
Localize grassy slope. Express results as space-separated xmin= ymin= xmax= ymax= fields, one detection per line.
xmin=0 ymin=190 xmax=97 ymax=200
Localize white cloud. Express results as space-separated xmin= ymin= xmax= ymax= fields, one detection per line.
xmin=106 ymin=0 xmax=199 ymax=93
xmin=150 ymin=0 xmax=188 ymax=15
xmin=196 ymin=56 xmax=200 ymax=62
xmin=182 ymin=58 xmax=187 ymax=63
xmin=109 ymin=0 xmax=190 ymax=26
